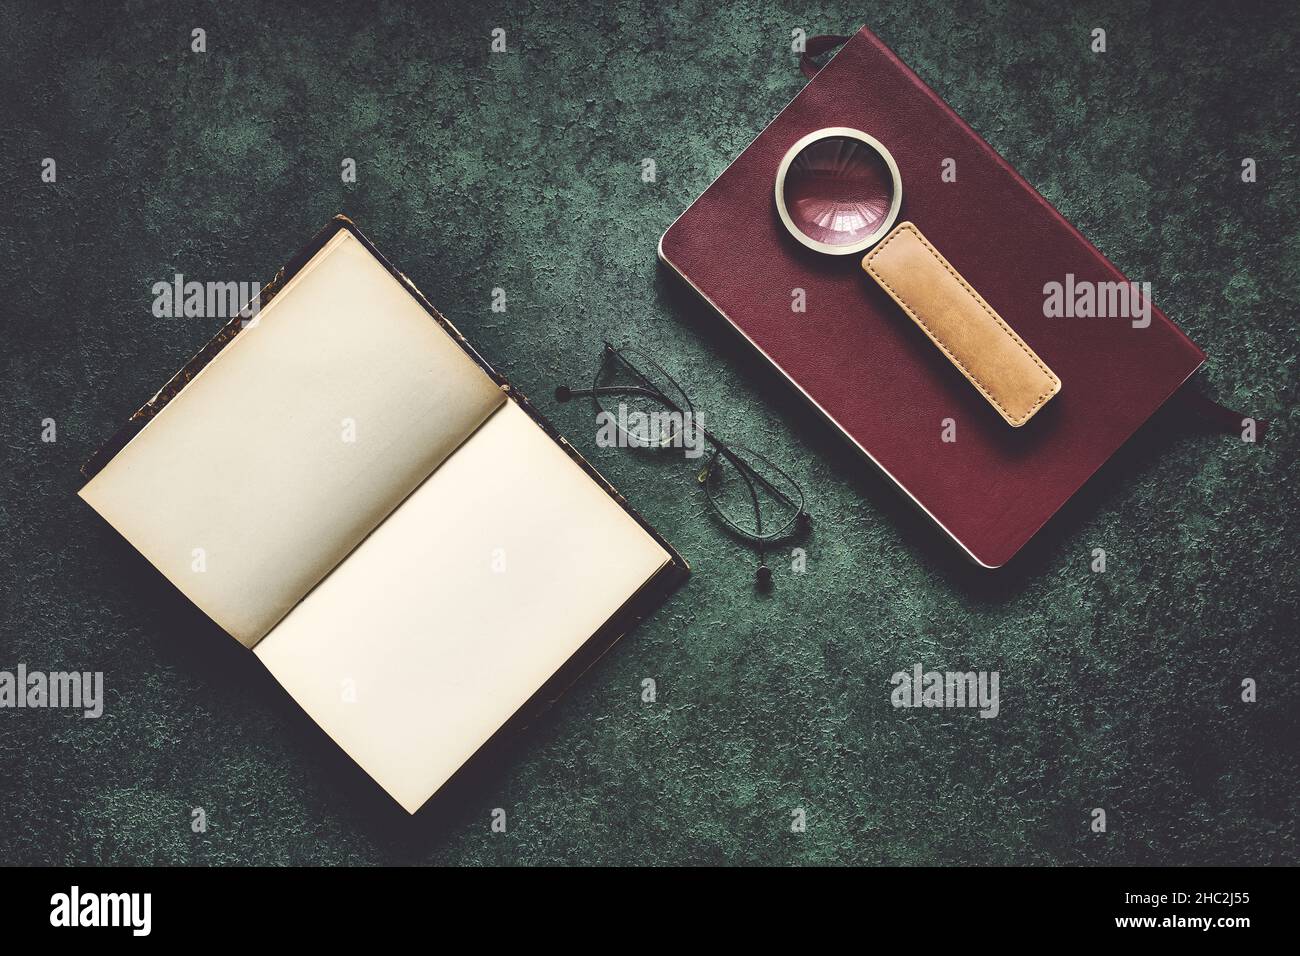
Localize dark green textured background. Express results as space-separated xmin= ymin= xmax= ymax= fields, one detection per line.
xmin=1 ymin=0 xmax=1296 ymax=865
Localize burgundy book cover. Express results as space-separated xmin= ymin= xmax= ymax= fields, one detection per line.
xmin=659 ymin=26 xmax=1206 ymax=568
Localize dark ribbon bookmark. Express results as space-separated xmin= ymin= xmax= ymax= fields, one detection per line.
xmin=799 ymin=34 xmax=850 ymax=79
xmin=1172 ymin=387 xmax=1269 ymax=440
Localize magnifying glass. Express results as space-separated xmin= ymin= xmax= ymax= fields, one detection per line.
xmin=774 ymin=127 xmax=902 ymax=256
xmin=773 ymin=127 xmax=1060 ymax=427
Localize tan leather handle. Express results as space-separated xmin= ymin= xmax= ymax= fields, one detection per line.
xmin=862 ymin=222 xmax=1060 ymax=427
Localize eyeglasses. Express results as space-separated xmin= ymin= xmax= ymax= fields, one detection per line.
xmin=555 ymin=342 xmax=810 ymax=589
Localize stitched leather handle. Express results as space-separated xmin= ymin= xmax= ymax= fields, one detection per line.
xmin=863 ymin=222 xmax=1062 ymax=427
xmin=800 ymin=34 xmax=850 ymax=79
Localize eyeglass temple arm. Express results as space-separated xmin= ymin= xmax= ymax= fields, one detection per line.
xmin=560 ymin=384 xmax=685 ymax=412
xmin=708 ymin=440 xmax=801 ymax=512
xmin=563 ymin=385 xmax=798 ymax=509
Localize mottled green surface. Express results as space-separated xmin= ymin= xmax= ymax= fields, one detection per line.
xmin=1 ymin=0 xmax=1296 ymax=865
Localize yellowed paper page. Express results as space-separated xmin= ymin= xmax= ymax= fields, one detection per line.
xmin=79 ymin=230 xmax=505 ymax=646
xmin=253 ymin=399 xmax=671 ymax=814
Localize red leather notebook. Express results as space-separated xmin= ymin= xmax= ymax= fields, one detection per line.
xmin=659 ymin=26 xmax=1205 ymax=568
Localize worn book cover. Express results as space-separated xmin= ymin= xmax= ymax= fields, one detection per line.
xmin=660 ymin=26 xmax=1206 ymax=568
xmin=79 ymin=217 xmax=688 ymax=813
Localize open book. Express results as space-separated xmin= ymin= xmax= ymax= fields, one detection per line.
xmin=79 ymin=218 xmax=687 ymax=813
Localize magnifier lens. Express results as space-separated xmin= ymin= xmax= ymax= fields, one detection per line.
xmin=780 ymin=135 xmax=896 ymax=248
